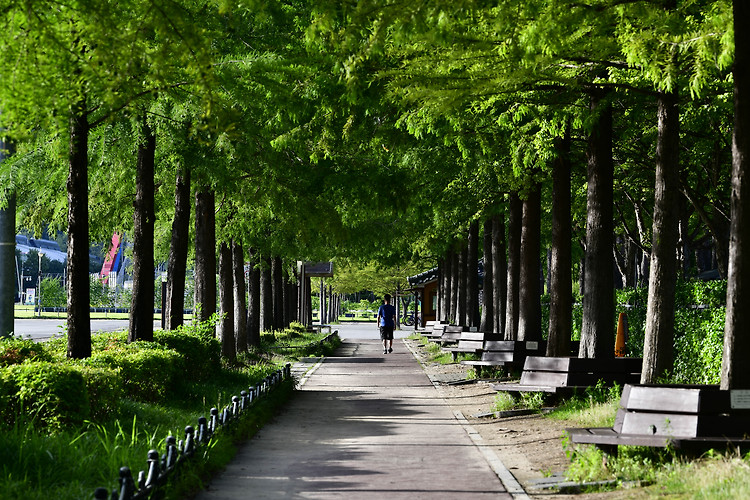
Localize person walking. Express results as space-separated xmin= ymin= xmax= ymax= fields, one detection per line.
xmin=377 ymin=293 xmax=397 ymax=354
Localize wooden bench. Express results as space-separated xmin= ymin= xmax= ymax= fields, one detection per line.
xmin=492 ymin=355 xmax=641 ymax=395
xmin=434 ymin=325 xmax=465 ymax=346
xmin=421 ymin=321 xmax=447 ymax=342
xmin=566 ymin=384 xmax=750 ymax=456
xmin=461 ymin=340 xmax=547 ymax=376
xmin=443 ymin=331 xmax=503 ymax=361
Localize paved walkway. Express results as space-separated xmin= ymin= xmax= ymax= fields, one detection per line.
xmin=195 ymin=334 xmax=523 ymax=499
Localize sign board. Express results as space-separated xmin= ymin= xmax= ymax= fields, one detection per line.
xmin=304 ymin=262 xmax=334 ymax=277
xmin=731 ymin=390 xmax=750 ymax=409
xmin=25 ymin=288 xmax=35 ymax=305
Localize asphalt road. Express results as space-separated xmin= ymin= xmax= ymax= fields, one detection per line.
xmin=11 ymin=320 xmax=416 ymax=342
xmin=12 ymin=319 xmax=155 ymax=341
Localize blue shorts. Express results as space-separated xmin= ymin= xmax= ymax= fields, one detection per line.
xmin=379 ymin=326 xmax=394 ymax=340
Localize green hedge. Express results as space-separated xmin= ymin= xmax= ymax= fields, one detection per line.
xmin=0 ymin=363 xmax=90 ymax=431
xmin=0 ymin=339 xmax=53 ymax=365
xmin=82 ymin=345 xmax=183 ymax=403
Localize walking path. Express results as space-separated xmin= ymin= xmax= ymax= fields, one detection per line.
xmin=195 ymin=327 xmax=526 ymax=499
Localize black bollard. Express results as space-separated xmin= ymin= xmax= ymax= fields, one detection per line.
xmin=209 ymin=407 xmax=219 ymax=434
xmin=144 ymin=449 xmax=160 ymax=488
xmin=197 ymin=416 xmax=208 ymax=443
xmin=117 ymin=466 xmax=136 ymax=500
xmin=183 ymin=425 xmax=195 ymax=456
xmin=164 ymin=435 xmax=178 ymax=470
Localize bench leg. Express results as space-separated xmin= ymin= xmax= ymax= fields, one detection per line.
xmin=595 ymin=443 xmax=618 ymax=459
xmin=451 ymin=352 xmax=458 ymax=362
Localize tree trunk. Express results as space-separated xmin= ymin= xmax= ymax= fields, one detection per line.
xmin=218 ymin=242 xmax=235 ymax=360
xmin=260 ymin=256 xmax=272 ymax=332
xmin=305 ymin=276 xmax=312 ymax=326
xmin=467 ymin=221 xmax=480 ymax=328
xmin=450 ymin=249 xmax=459 ymax=324
xmin=505 ymin=192 xmax=522 ymax=340
xmin=492 ymin=213 xmax=507 ymax=335
xmin=480 ymin=217 xmax=494 ymax=333
xmin=194 ymin=188 xmax=216 ymax=324
xmin=518 ymin=183 xmax=543 ymax=342
xmin=66 ymin=102 xmax=91 ymax=359
xmin=0 ymin=188 xmax=15 ymax=338
xmin=232 ymin=240 xmax=247 ymax=353
xmin=441 ymin=255 xmax=451 ymax=322
xmin=272 ymin=256 xmax=284 ymax=330
xmin=642 ymin=90 xmax=681 ymax=383
xmin=722 ymin=0 xmax=750 ymax=389
xmin=579 ymin=91 xmax=615 ymax=359
xmin=547 ymin=132 xmax=573 ymax=356
xmin=129 ymin=120 xmax=156 ymax=343
xmin=247 ymin=248 xmax=260 ymax=347
xmin=457 ymin=242 xmax=467 ymax=325
xmin=165 ymin=167 xmax=190 ymax=330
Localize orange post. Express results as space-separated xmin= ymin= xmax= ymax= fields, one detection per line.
xmin=615 ymin=312 xmax=628 ymax=357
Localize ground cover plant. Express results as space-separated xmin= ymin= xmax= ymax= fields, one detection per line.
xmin=0 ymin=319 xmax=336 ymax=500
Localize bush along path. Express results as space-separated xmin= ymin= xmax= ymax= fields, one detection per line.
xmin=93 ymin=364 xmax=292 ymax=500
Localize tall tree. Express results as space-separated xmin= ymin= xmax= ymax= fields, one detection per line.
xmin=517 ymin=183 xmax=543 ymax=342
xmin=547 ymin=132 xmax=573 ymax=356
xmin=721 ymin=0 xmax=750 ymax=390
xmin=0 ymin=187 xmax=14 ymax=339
xmin=194 ymin=187 xmax=216 ymax=323
xmin=505 ymin=193 xmax=522 ymax=340
xmin=480 ymin=217 xmax=494 ymax=333
xmin=466 ymin=221 xmax=480 ymax=328
xmin=641 ymin=90 xmax=680 ymax=383
xmin=492 ymin=213 xmax=507 ymax=335
xmin=247 ymin=248 xmax=261 ymax=347
xmin=233 ymin=240 xmax=248 ymax=353
xmin=218 ymin=242 xmax=235 ymax=359
xmin=128 ymin=119 xmax=156 ymax=342
xmin=165 ymin=167 xmax=190 ymax=330
xmin=579 ymin=91 xmax=615 ymax=359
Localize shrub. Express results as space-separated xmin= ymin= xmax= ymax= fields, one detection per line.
xmin=154 ymin=329 xmax=221 ymax=382
xmin=76 ymin=366 xmax=123 ymax=423
xmin=0 ymin=339 xmax=52 ymax=366
xmin=40 ymin=277 xmax=66 ymax=308
xmin=84 ymin=345 xmax=183 ymax=402
xmin=1 ymin=362 xmax=90 ymax=431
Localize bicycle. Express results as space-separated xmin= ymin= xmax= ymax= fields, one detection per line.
xmin=401 ymin=313 xmax=418 ymax=326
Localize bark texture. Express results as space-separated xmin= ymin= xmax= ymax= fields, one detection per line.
xmin=492 ymin=213 xmax=507 ymax=335
xmin=260 ymin=256 xmax=272 ymax=332
xmin=67 ymin=103 xmax=91 ymax=359
xmin=194 ymin=188 xmax=216 ymax=323
xmin=165 ymin=168 xmax=190 ymax=330
xmin=218 ymin=242 xmax=235 ymax=359
xmin=480 ymin=218 xmax=494 ymax=333
xmin=642 ymin=91 xmax=680 ymax=383
xmin=505 ymin=193 xmax=522 ymax=340
xmin=247 ymin=248 xmax=261 ymax=347
xmin=232 ymin=241 xmax=247 ymax=353
xmin=547 ymin=133 xmax=573 ymax=356
xmin=0 ymin=189 xmax=15 ymax=338
xmin=272 ymin=256 xmax=284 ymax=330
xmin=518 ymin=183 xmax=543 ymax=342
xmin=722 ymin=0 xmax=750 ymax=389
xmin=579 ymin=92 xmax=615 ymax=359
xmin=129 ymin=121 xmax=156 ymax=343
xmin=450 ymin=249 xmax=459 ymax=324
xmin=467 ymin=221 xmax=480 ymax=328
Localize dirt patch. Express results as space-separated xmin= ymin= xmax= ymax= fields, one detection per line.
xmin=404 ymin=338 xmax=646 ymax=499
